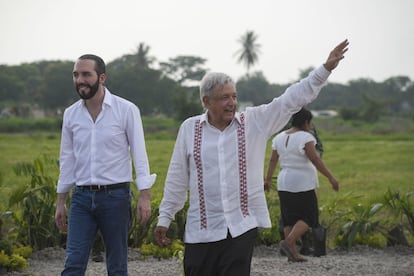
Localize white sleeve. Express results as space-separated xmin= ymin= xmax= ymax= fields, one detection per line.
xmin=247 ymin=65 xmax=331 ymax=138
xmin=127 ymin=104 xmax=156 ymax=190
xmin=57 ymin=109 xmax=76 ymax=193
xmin=157 ymin=122 xmax=190 ymax=228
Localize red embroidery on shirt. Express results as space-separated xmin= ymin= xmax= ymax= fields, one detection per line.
xmin=238 ymin=113 xmax=249 ymax=217
xmin=194 ymin=120 xmax=207 ymax=229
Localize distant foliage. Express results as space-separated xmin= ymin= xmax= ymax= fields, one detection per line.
xmin=2 ymin=49 xmax=412 ymax=120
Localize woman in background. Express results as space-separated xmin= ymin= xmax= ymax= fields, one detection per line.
xmin=264 ymin=108 xmax=339 ymax=262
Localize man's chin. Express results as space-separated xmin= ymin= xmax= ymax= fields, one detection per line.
xmin=226 ymin=112 xmax=235 ymax=119
xmin=77 ymin=91 xmax=92 ymax=100
xmin=224 ymin=114 xmax=235 ymax=123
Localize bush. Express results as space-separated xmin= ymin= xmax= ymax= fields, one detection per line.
xmin=334 ymin=203 xmax=385 ymax=249
xmin=140 ymin=239 xmax=184 ymax=260
xmin=382 ymin=188 xmax=414 ymax=236
xmin=0 ymin=250 xmax=29 ymax=273
xmin=0 ymin=117 xmax=62 ymax=132
xmin=9 ymin=156 xmax=62 ymax=250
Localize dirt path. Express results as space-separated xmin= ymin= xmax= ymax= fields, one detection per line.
xmin=5 ymin=245 xmax=414 ymax=276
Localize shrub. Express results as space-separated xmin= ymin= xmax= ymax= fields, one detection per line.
xmin=12 ymin=245 xmax=32 ymax=259
xmin=335 ymin=203 xmax=385 ymax=249
xmin=8 ymin=253 xmax=28 ymax=271
xmin=140 ymin=239 xmax=184 ymax=259
xmin=382 ymin=188 xmax=414 ymax=236
xmin=0 ymin=250 xmax=29 ymax=272
xmin=9 ymin=156 xmax=62 ymax=250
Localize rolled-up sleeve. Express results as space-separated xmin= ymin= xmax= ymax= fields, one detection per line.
xmin=127 ymin=105 xmax=156 ymax=190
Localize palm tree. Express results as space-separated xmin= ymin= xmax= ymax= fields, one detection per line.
xmin=135 ymin=42 xmax=155 ymax=69
xmin=234 ymin=31 xmax=261 ymax=75
xmin=108 ymin=42 xmax=155 ymax=71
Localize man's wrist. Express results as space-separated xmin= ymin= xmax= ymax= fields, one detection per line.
xmin=139 ymin=189 xmax=151 ymax=200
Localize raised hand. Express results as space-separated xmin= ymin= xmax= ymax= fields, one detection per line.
xmin=324 ymin=39 xmax=349 ymax=72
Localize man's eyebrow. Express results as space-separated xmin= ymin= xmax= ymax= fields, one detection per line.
xmin=73 ymin=70 xmax=92 ymax=74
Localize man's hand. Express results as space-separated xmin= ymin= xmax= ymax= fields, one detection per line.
xmin=324 ymin=39 xmax=349 ymax=72
xmin=154 ymin=226 xmax=171 ymax=247
xmin=264 ymin=180 xmax=271 ymax=192
xmin=55 ymin=193 xmax=68 ymax=232
xmin=136 ymin=189 xmax=151 ymax=225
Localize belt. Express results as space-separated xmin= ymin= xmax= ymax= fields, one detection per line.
xmin=76 ymin=182 xmax=130 ymax=191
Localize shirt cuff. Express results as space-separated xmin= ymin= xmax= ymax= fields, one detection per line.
xmin=157 ymin=216 xmax=172 ymax=228
xmin=56 ymin=182 xmax=75 ymax=193
xmin=135 ymin=173 xmax=157 ymax=190
xmin=316 ymin=64 xmax=331 ymax=80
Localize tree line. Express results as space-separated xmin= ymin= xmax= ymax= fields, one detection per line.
xmin=1 ymin=37 xmax=413 ymax=122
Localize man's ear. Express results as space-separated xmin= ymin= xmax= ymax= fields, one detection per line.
xmin=99 ymin=73 xmax=106 ymax=84
xmin=202 ymin=95 xmax=210 ymax=107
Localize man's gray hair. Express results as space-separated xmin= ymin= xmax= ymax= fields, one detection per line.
xmin=199 ymin=72 xmax=235 ymax=106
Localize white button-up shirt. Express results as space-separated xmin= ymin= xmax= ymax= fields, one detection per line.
xmin=57 ymin=88 xmax=156 ymax=193
xmin=157 ymin=65 xmax=330 ymax=243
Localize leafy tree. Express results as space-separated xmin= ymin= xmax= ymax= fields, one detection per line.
xmin=383 ymin=76 xmax=412 ymax=92
xmin=1 ymin=49 xmax=414 ymax=120
xmin=107 ymin=62 xmax=181 ymax=116
xmin=234 ymin=30 xmax=261 ymax=75
xmin=359 ymin=93 xmax=388 ymax=122
xmin=173 ymin=86 xmax=203 ymax=121
xmin=39 ymin=61 xmax=76 ymax=110
xmin=236 ymin=71 xmax=286 ymax=106
xmin=0 ymin=71 xmax=24 ymax=103
xmin=159 ymin=55 xmax=208 ymax=86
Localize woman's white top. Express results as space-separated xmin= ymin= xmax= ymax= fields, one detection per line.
xmin=272 ymin=130 xmax=318 ymax=192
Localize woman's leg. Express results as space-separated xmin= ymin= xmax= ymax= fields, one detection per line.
xmin=287 ymin=220 xmax=309 ymax=257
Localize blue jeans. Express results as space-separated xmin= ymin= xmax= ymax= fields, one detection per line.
xmin=62 ymin=186 xmax=131 ymax=276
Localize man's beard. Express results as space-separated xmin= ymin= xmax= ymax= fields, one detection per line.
xmin=76 ymin=79 xmax=100 ymax=100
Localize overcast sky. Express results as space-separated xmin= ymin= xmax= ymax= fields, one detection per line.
xmin=1 ymin=0 xmax=413 ymax=84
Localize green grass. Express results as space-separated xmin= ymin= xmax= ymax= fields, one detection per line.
xmin=0 ymin=133 xmax=61 ymax=204
xmin=1 ymin=122 xmax=413 ymax=250
xmin=312 ymin=138 xmax=413 ymax=205
xmin=1 ymin=128 xmax=413 ymax=212
xmin=0 ymin=132 xmax=175 ymax=203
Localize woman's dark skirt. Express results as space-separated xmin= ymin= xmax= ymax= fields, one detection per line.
xmin=278 ymin=189 xmax=319 ymax=228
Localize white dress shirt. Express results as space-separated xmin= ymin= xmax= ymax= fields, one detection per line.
xmin=57 ymin=88 xmax=156 ymax=193
xmin=157 ymin=65 xmax=331 ymax=243
xmin=272 ymin=131 xmax=318 ymax=192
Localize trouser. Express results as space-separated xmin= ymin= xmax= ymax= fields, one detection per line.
xmin=184 ymin=227 xmax=258 ymax=276
xmin=62 ymin=185 xmax=131 ymax=276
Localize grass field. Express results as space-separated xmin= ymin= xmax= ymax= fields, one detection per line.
xmin=1 ymin=129 xmax=413 ymax=210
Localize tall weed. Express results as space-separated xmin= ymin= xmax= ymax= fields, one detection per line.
xmin=382 ymin=188 xmax=414 ymax=235
xmin=8 ymin=156 xmax=62 ymax=250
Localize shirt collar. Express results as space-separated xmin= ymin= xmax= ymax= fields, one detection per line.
xmin=102 ymin=87 xmax=113 ymax=107
xmin=200 ymin=110 xmax=242 ymax=126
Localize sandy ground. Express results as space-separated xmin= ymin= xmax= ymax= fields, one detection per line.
xmin=4 ymin=244 xmax=414 ymax=276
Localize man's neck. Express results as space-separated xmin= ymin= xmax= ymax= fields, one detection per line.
xmin=85 ymin=87 xmax=105 ymax=122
